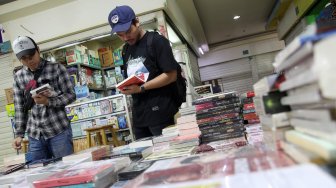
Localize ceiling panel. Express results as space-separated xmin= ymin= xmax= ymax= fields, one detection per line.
xmin=193 ymin=0 xmax=277 ymax=47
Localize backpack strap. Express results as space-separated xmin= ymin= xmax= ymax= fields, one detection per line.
xmin=146 ymin=32 xmax=160 ymax=74
xmin=146 ymin=32 xmax=155 ymax=63
xmin=121 ymin=43 xmax=130 ymax=78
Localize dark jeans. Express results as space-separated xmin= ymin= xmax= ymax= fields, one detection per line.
xmin=28 ymin=128 xmax=74 ymax=162
xmin=133 ymin=125 xmax=170 ymax=140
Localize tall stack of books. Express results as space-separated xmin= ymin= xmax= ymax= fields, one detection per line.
xmin=241 ymin=91 xmax=260 ymax=125
xmin=241 ymin=91 xmax=263 ymax=144
xmin=271 ymin=31 xmax=336 ymax=164
xmin=194 ymin=92 xmax=245 ymax=143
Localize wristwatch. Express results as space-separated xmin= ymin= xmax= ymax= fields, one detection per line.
xmin=140 ymin=84 xmax=146 ymax=93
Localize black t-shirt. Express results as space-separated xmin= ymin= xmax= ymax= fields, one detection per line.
xmin=125 ymin=32 xmax=178 ymax=127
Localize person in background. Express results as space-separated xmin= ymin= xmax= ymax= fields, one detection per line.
xmin=212 ymin=79 xmax=222 ymax=93
xmin=108 ymin=5 xmax=179 ymax=139
xmin=12 ymin=36 xmax=76 ymax=162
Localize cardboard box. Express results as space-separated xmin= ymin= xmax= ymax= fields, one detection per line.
xmin=4 ymin=88 xmax=14 ymax=104
xmin=98 ymin=48 xmax=114 ymax=67
xmin=66 ymin=49 xmax=82 ymax=65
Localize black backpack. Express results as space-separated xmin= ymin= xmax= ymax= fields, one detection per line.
xmin=122 ymin=32 xmax=187 ymax=108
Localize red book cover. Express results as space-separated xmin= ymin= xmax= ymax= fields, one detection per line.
xmin=243 ymin=103 xmax=255 ymax=110
xmin=243 ymin=113 xmax=259 ymax=120
xmin=246 ymin=91 xmax=255 ymax=98
xmin=33 ymin=163 xmax=113 ymax=188
xmin=116 ymin=73 xmax=146 ymax=90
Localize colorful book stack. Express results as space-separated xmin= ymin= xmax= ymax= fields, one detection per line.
xmin=194 ymin=92 xmax=245 ymax=143
xmin=241 ymin=91 xmax=263 ymax=144
xmin=241 ymin=91 xmax=260 ymax=125
xmin=263 ymin=30 xmax=336 ymax=164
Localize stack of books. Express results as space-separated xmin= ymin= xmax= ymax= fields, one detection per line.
xmin=194 ymin=92 xmax=245 ymax=143
xmin=265 ymin=30 xmax=336 ymax=164
xmin=124 ymin=151 xmax=325 ymax=188
xmin=241 ymin=91 xmax=260 ymax=125
xmin=253 ymin=74 xmax=292 ymax=145
xmin=33 ymin=157 xmax=131 ymax=188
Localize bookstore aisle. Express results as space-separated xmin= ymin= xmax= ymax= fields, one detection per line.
xmin=1 ymin=89 xmax=336 ymax=187
xmin=3 ymin=6 xmax=336 ymax=187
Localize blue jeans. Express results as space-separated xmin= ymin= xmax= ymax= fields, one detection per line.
xmin=28 ymin=128 xmax=74 ymax=162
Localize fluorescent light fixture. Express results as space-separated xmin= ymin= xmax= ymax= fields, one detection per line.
xmin=55 ymin=42 xmax=81 ymax=50
xmin=233 ymin=15 xmax=240 ymax=20
xmin=198 ymin=47 xmax=204 ymax=55
xmin=90 ymin=34 xmax=110 ymax=40
xmin=201 ymin=44 xmax=209 ymax=52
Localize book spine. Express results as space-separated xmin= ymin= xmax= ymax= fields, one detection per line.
xmin=197 ymin=113 xmax=241 ymax=124
xmin=196 ymin=102 xmax=241 ymax=114
xmin=198 ymin=118 xmax=242 ymax=128
xmin=196 ymin=108 xmax=241 ymax=120
xmin=202 ymin=132 xmax=245 ymax=142
xmin=193 ymin=93 xmax=238 ymax=105
xmin=201 ymin=124 xmax=245 ymax=135
xmin=243 ymin=109 xmax=256 ymax=114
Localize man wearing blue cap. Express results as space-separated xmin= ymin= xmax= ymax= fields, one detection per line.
xmin=108 ymin=5 xmax=179 ymax=139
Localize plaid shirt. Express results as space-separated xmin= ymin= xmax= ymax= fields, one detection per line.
xmin=13 ymin=59 xmax=76 ymax=139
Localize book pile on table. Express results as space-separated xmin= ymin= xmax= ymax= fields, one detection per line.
xmin=194 ymin=92 xmax=245 ymax=143
xmin=123 ymin=151 xmax=336 ymax=188
xmin=33 ymin=157 xmax=131 ymax=188
xmin=144 ymin=118 xmax=201 ymax=162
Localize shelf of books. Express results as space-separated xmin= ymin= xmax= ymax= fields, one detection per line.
xmin=66 ymin=94 xmax=134 ymax=144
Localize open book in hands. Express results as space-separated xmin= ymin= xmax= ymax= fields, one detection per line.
xmin=30 ymin=83 xmax=58 ymax=97
xmin=116 ymin=72 xmax=148 ymax=91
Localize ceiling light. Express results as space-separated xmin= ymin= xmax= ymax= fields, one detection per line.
xmin=233 ymin=15 xmax=240 ymax=20
xmin=198 ymin=47 xmax=204 ymax=55
xmin=90 ymin=34 xmax=110 ymax=40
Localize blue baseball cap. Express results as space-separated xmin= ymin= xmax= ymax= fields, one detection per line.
xmin=108 ymin=5 xmax=136 ymax=33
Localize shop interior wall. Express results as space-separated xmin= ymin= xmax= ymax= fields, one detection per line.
xmin=198 ymin=33 xmax=284 ymax=93
xmin=198 ymin=33 xmax=284 ymax=68
xmin=165 ymin=0 xmax=207 ymax=57
xmin=1 ymin=0 xmax=166 ymax=43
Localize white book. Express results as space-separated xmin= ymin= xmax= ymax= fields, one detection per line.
xmin=274 ymin=42 xmax=313 ymax=72
xmin=280 ymin=140 xmax=325 ymax=164
xmin=280 ymin=67 xmax=318 ymax=92
xmin=291 ymin=109 xmax=336 ymax=122
xmin=129 ymin=140 xmax=153 ymax=149
xmin=290 ymin=118 xmax=336 ymax=137
xmin=284 ymin=55 xmax=314 ymax=79
xmin=30 ymin=83 xmax=57 ymax=97
xmin=285 ymin=130 xmax=336 ymax=162
xmin=314 ymin=34 xmax=336 ymax=100
xmin=272 ymin=112 xmax=291 ymax=128
xmin=253 ymin=74 xmax=278 ymax=96
xmin=281 ymin=84 xmax=321 ymax=105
